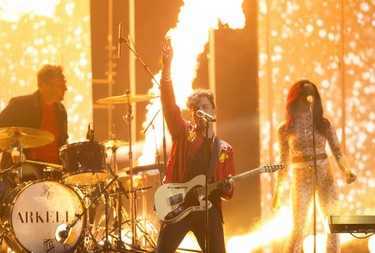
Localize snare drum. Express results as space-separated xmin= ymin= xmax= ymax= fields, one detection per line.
xmin=59 ymin=141 xmax=108 ymax=186
xmin=0 ymin=180 xmax=86 ymax=253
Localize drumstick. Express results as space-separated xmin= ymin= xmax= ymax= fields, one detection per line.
xmin=25 ymin=159 xmax=63 ymax=169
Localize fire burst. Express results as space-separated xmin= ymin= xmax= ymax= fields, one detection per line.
xmin=139 ymin=0 xmax=245 ymax=162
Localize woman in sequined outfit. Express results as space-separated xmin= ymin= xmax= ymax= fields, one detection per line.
xmin=272 ymin=80 xmax=357 ymax=253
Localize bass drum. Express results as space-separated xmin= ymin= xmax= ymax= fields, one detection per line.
xmin=0 ymin=180 xmax=86 ymax=253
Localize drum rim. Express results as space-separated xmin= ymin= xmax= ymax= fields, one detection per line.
xmin=59 ymin=140 xmax=105 ymax=151
xmin=3 ymin=179 xmax=87 ymax=252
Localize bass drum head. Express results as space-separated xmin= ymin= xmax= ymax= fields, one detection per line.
xmin=4 ymin=180 xmax=86 ymax=253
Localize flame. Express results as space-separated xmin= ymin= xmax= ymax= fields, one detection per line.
xmin=227 ymin=207 xmax=292 ymax=252
xmin=225 ymin=207 xmax=356 ymax=252
xmin=139 ymin=0 xmax=246 ymax=165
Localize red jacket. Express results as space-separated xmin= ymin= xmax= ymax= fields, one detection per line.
xmin=160 ymin=78 xmax=235 ymax=200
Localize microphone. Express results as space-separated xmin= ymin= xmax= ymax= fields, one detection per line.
xmin=55 ymin=223 xmax=76 ymax=244
xmin=196 ymin=110 xmax=216 ymax=122
xmin=304 ymin=82 xmax=315 ymax=103
xmin=86 ymin=122 xmax=94 ymax=141
xmin=117 ymin=21 xmax=123 ymax=59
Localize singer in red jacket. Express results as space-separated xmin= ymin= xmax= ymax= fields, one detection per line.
xmin=155 ymin=37 xmax=235 ymax=253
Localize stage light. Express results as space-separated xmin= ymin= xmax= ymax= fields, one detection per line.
xmin=368 ymin=234 xmax=375 ymax=252
xmin=302 ymin=234 xmax=326 ymax=253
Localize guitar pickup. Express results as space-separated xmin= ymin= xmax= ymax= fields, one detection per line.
xmin=169 ymin=193 xmax=183 ymax=206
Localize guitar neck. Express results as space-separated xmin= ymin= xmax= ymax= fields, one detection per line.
xmin=196 ymin=167 xmax=262 ymax=195
xmin=195 ymin=164 xmax=282 ymax=196
xmin=232 ymin=167 xmax=262 ymax=182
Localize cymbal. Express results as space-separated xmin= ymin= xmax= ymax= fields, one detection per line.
xmin=0 ymin=127 xmax=55 ymax=149
xmin=123 ymin=163 xmax=163 ymax=175
xmin=96 ymin=93 xmax=159 ymax=104
xmin=102 ymin=139 xmax=129 ymax=149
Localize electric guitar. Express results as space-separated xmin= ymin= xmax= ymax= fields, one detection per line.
xmin=154 ymin=163 xmax=284 ymax=224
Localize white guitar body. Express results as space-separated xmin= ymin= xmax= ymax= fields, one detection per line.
xmin=154 ymin=175 xmax=212 ymax=224
xmin=154 ymin=163 xmax=283 ymax=224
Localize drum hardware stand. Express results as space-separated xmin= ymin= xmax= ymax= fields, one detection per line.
xmin=97 ymin=185 xmax=156 ymax=253
xmin=55 ymin=174 xmax=128 ymax=251
xmin=123 ymin=27 xmax=167 ymax=183
xmin=90 ymin=132 xmax=137 ymax=253
xmin=103 ymin=147 xmax=130 ymax=252
xmin=121 ymin=90 xmax=139 ymax=251
xmin=9 ymin=138 xmax=24 ymax=184
xmin=132 ymin=186 xmax=157 ymax=250
xmin=105 ymin=90 xmax=155 ymax=253
xmin=119 ymin=26 xmax=167 ymax=251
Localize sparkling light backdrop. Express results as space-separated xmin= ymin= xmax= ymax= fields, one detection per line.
xmin=1 ymin=0 xmax=375 ymax=251
xmin=0 ymin=0 xmax=92 ymax=142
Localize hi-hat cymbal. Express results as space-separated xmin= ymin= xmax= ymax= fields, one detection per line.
xmin=0 ymin=127 xmax=55 ymax=149
xmin=102 ymin=139 xmax=129 ymax=149
xmin=96 ymin=93 xmax=159 ymax=104
xmin=122 ymin=163 xmax=163 ymax=175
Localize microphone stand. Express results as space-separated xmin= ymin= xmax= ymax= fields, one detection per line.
xmin=109 ymin=145 xmax=128 ymax=251
xmin=122 ymin=90 xmax=138 ymax=250
xmin=309 ymin=98 xmax=318 ymax=253
xmin=203 ymin=119 xmax=210 ymax=253
xmin=121 ymin=25 xmax=168 ymax=184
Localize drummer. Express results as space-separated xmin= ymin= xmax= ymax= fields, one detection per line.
xmin=0 ymin=64 xmax=68 ymax=184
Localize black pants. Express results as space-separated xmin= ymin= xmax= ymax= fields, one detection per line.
xmin=155 ymin=205 xmax=226 ymax=253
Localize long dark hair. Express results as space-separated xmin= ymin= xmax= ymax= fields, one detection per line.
xmin=285 ymin=79 xmax=329 ymax=133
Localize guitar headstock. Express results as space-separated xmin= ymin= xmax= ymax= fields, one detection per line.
xmin=260 ymin=163 xmax=284 ymax=173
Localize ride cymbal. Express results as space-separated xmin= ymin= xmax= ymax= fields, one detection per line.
xmin=96 ymin=93 xmax=158 ymax=104
xmin=102 ymin=139 xmax=129 ymax=149
xmin=0 ymin=126 xmax=55 ymax=149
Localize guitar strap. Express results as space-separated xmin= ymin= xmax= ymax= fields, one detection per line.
xmin=208 ymin=136 xmax=221 ymax=181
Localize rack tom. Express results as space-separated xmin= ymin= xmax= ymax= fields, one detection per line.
xmin=59 ymin=141 xmax=108 ymax=186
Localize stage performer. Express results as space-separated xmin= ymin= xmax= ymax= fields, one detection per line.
xmin=272 ymin=80 xmax=356 ymax=253
xmin=0 ymin=64 xmax=68 ymax=183
xmin=154 ymin=37 xmax=235 ymax=253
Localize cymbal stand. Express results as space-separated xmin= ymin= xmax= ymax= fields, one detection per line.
xmin=12 ymin=133 xmax=24 ymax=183
xmin=134 ymin=186 xmax=157 ymax=250
xmin=122 ymin=90 xmax=138 ymax=250
xmin=121 ymin=26 xmax=165 ymax=250
xmin=109 ymin=142 xmax=128 ymax=250
xmin=90 ymin=138 xmax=130 ymax=252
xmin=122 ymin=26 xmax=167 ymax=184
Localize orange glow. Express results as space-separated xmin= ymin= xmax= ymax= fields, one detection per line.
xmin=227 ymin=207 xmax=292 ymax=252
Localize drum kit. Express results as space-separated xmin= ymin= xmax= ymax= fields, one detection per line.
xmin=0 ymin=93 xmax=161 ymax=253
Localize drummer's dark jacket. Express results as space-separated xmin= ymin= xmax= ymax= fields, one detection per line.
xmin=0 ymin=91 xmax=68 ymax=170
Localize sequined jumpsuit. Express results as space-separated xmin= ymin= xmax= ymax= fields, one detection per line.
xmin=276 ymin=112 xmax=350 ymax=253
